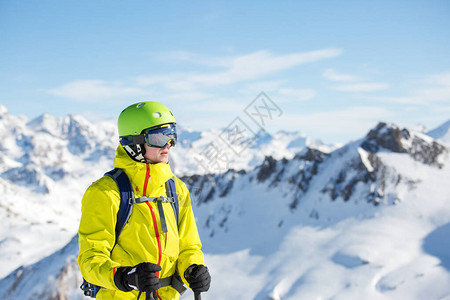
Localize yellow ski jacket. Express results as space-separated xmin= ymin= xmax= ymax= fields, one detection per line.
xmin=78 ymin=145 xmax=205 ymax=299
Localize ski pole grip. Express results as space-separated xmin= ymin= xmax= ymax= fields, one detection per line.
xmin=194 ymin=292 xmax=201 ymax=300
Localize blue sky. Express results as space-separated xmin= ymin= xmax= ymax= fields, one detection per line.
xmin=1 ymin=0 xmax=449 ymax=143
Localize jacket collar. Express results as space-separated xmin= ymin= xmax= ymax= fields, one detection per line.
xmin=113 ymin=145 xmax=174 ymax=197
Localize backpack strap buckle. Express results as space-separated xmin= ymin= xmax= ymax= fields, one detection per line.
xmin=158 ymin=273 xmax=187 ymax=295
xmin=131 ymin=196 xmax=174 ymax=204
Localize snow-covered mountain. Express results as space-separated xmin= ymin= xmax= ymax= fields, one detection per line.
xmin=0 ymin=106 xmax=117 ymax=280
xmin=0 ymin=105 xmax=323 ymax=279
xmin=0 ymin=104 xmax=449 ymax=299
xmin=173 ymin=126 xmax=334 ymax=176
xmin=185 ymin=122 xmax=448 ymax=249
xmin=428 ymin=120 xmax=450 ymax=145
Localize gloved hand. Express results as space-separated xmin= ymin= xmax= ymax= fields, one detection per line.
xmin=184 ymin=264 xmax=211 ymax=293
xmin=114 ymin=262 xmax=161 ymax=294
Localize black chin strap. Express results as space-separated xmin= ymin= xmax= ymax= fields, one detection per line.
xmin=123 ymin=144 xmax=147 ymax=163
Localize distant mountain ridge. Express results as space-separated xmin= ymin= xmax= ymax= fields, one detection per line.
xmin=428 ymin=120 xmax=450 ymax=145
xmin=0 ymin=104 xmax=329 ymax=193
xmin=184 ymin=122 xmax=448 ymax=250
xmin=0 ymin=105 xmax=328 ymax=278
xmin=0 ymin=104 xmax=449 ymax=299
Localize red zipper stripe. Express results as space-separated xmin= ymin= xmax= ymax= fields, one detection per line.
xmin=144 ymin=164 xmax=162 ymax=300
xmin=146 ymin=202 xmax=162 ymax=272
xmin=142 ymin=164 xmax=151 ymax=196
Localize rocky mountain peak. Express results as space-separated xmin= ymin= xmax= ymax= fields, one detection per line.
xmin=360 ymin=122 xmax=447 ymax=168
xmin=0 ymin=109 xmax=449 ymax=299
xmin=361 ymin=122 xmax=405 ymax=153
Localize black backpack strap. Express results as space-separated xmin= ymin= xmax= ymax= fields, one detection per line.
xmin=165 ymin=177 xmax=179 ymax=228
xmin=158 ymin=273 xmax=187 ymax=295
xmin=80 ymin=171 xmax=182 ymax=298
xmin=80 ymin=279 xmax=101 ymax=298
xmin=171 ymin=273 xmax=187 ymax=295
xmin=104 ymin=168 xmax=134 ymax=242
xmin=80 ymin=168 xmax=134 ymax=298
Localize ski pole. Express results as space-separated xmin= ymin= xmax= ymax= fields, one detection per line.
xmin=145 ymin=291 xmax=157 ymax=300
xmin=194 ymin=292 xmax=201 ymax=300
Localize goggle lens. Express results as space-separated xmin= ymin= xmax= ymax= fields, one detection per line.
xmin=144 ymin=124 xmax=177 ymax=148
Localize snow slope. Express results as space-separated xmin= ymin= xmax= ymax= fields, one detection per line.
xmin=0 ymin=104 xmax=449 ymax=300
xmin=0 ymin=105 xmax=321 ymax=279
xmin=428 ymin=120 xmax=450 ymax=145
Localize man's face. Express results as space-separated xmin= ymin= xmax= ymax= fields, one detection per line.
xmin=143 ymin=143 xmax=171 ymax=163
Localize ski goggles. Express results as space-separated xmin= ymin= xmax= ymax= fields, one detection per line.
xmin=144 ymin=124 xmax=177 ymax=148
xmin=120 ymin=124 xmax=177 ymax=148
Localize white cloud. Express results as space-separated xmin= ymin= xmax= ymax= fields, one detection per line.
xmin=174 ymin=96 xmax=254 ymax=130
xmin=416 ymin=86 xmax=450 ymax=102
xmin=47 ymin=49 xmax=342 ymax=103
xmin=331 ymin=82 xmax=390 ymax=92
xmin=323 ymin=69 xmax=391 ymax=94
xmin=365 ymin=71 xmax=450 ymax=104
xmin=431 ymin=105 xmax=450 ymax=114
xmin=46 ymin=80 xmax=148 ymax=101
xmin=419 ymin=72 xmax=450 ymax=101
xmin=163 ymin=91 xmax=214 ymax=102
xmin=138 ymin=49 xmax=343 ymax=91
xmin=323 ymin=69 xmax=361 ymax=82
xmin=240 ymin=80 xmax=285 ymax=95
xmin=273 ymin=106 xmax=394 ymax=143
xmin=368 ymin=96 xmax=423 ymax=104
xmin=220 ymin=49 xmax=342 ymax=84
xmin=295 ymin=106 xmax=391 ymax=125
xmin=135 ymin=73 xmax=199 ymax=91
xmin=278 ymin=88 xmax=317 ymax=101
xmin=154 ymin=51 xmax=232 ymax=68
xmin=426 ymin=72 xmax=450 ymax=86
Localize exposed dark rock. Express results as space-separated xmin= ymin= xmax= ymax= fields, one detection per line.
xmin=409 ymin=136 xmax=447 ymax=168
xmin=257 ymin=156 xmax=277 ymax=182
xmin=309 ymin=209 xmax=319 ymax=219
xmin=360 ymin=122 xmax=447 ymax=168
xmin=182 ymin=173 xmax=216 ymax=204
xmin=289 ymin=148 xmax=328 ymax=210
xmin=204 ymin=186 xmax=216 ymax=203
xmin=270 ymin=168 xmax=285 ymax=188
xmin=362 ymin=122 xmax=404 ymax=153
xmin=219 ymin=216 xmax=228 ymax=228
xmin=205 ymin=215 xmax=213 ymax=228
xmin=360 ymin=140 xmax=379 ymax=153
xmin=401 ymin=128 xmax=410 ymax=140
xmin=289 ymin=195 xmax=299 ymax=210
xmin=294 ymin=147 xmax=327 ymax=162
xmin=219 ymin=171 xmax=236 ymax=198
xmin=342 ymin=178 xmax=359 ymax=201
xmin=183 ymin=169 xmax=246 ymax=203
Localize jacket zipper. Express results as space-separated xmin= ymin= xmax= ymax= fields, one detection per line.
xmin=143 ymin=164 xmax=162 ymax=300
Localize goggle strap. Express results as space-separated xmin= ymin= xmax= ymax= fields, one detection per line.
xmin=132 ymin=135 xmax=146 ymax=145
xmin=120 ymin=134 xmax=146 ymax=146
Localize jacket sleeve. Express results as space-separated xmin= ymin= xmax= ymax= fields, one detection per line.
xmin=175 ymin=178 xmax=206 ymax=284
xmin=78 ymin=176 xmax=121 ymax=290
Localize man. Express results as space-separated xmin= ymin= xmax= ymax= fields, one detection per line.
xmin=78 ymin=101 xmax=211 ymax=299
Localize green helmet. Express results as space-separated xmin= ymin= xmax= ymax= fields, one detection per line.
xmin=118 ymin=101 xmax=176 ymax=162
xmin=118 ymin=101 xmax=176 ymax=136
